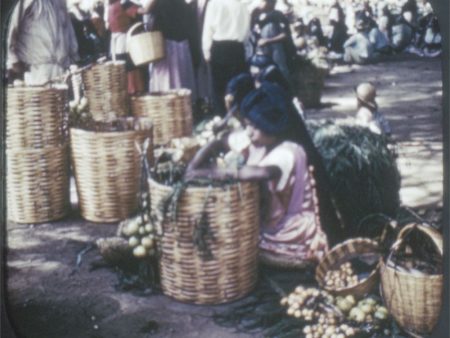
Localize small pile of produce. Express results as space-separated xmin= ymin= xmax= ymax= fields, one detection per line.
xmin=324 ymin=263 xmax=359 ymax=289
xmin=280 ymin=286 xmax=391 ymax=338
xmin=117 ymin=212 xmax=158 ymax=259
xmin=306 ymin=120 xmax=401 ymax=239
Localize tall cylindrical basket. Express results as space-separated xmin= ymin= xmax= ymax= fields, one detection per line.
xmin=149 ymin=178 xmax=260 ymax=304
xmin=81 ymin=61 xmax=129 ymax=121
xmin=70 ymin=118 xmax=153 ymax=223
xmin=131 ymin=89 xmax=193 ymax=145
xmin=6 ymin=85 xmax=70 ymax=223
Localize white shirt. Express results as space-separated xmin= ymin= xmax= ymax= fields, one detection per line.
xmin=202 ymin=0 xmax=251 ymax=60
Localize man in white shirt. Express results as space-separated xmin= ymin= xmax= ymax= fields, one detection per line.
xmin=6 ymin=0 xmax=79 ymax=85
xmin=202 ymin=0 xmax=251 ymax=116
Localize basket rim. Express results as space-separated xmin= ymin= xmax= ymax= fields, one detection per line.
xmin=315 ymin=237 xmax=381 ymax=292
xmin=148 ymin=176 xmax=247 ymax=194
xmin=379 ymin=258 xmax=443 ymax=279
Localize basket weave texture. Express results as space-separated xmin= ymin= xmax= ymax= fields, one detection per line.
xmin=149 ymin=178 xmax=260 ymax=304
xmin=82 ymin=61 xmax=129 ymax=121
xmin=380 ymin=223 xmax=443 ymax=334
xmin=6 ymin=85 xmax=70 ymax=223
xmin=6 ymin=86 xmax=68 ymax=148
xmin=70 ymin=118 xmax=153 ymax=223
xmin=131 ymin=89 xmax=193 ymax=145
xmin=7 ymin=144 xmax=70 ymax=223
xmin=315 ymin=238 xmax=380 ymax=298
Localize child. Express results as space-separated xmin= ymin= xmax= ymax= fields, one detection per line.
xmin=186 ymin=82 xmax=341 ymax=262
xmin=355 ymin=82 xmax=391 ymax=136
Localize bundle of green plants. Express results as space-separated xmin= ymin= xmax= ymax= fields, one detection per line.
xmin=306 ymin=120 xmax=401 ymax=239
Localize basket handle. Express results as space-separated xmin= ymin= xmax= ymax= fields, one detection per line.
xmin=127 ymin=22 xmax=145 ymax=41
xmin=390 ymin=222 xmax=443 ymax=257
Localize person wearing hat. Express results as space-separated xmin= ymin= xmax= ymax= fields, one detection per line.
xmin=355 ymin=82 xmax=391 ymax=136
xmin=249 ymin=53 xmax=276 ymax=79
xmin=186 ymin=82 xmax=343 ymax=261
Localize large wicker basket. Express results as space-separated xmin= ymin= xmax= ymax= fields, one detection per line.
xmin=131 ymin=90 xmax=193 ymax=145
xmin=70 ymin=118 xmax=153 ymax=223
xmin=149 ymin=178 xmax=260 ymax=304
xmin=81 ymin=61 xmax=129 ymax=121
xmin=316 ymin=238 xmax=381 ymax=298
xmin=296 ymin=60 xmax=326 ymax=108
xmin=6 ymin=144 xmax=70 ymax=223
xmin=380 ymin=223 xmax=443 ymax=334
xmin=6 ymin=85 xmax=68 ymax=149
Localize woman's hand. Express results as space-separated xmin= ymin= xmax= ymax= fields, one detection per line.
xmin=257 ymin=38 xmax=268 ymax=47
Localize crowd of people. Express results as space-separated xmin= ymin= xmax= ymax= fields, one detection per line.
xmin=4 ymin=0 xmax=434 ymax=258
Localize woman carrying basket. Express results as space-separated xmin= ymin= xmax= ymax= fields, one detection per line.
xmin=186 ymin=82 xmax=342 ymax=263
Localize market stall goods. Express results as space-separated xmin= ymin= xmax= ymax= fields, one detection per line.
xmin=70 ymin=118 xmax=153 ymax=223
xmin=81 ymin=60 xmax=129 ymax=121
xmin=131 ymin=89 xmax=193 ymax=145
xmin=149 ymin=176 xmax=260 ymax=305
xmin=316 ymin=238 xmax=381 ymax=298
xmin=6 ymin=84 xmax=70 ymax=223
xmin=380 ymin=223 xmax=443 ymax=334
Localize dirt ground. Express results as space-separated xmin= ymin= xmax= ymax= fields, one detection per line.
xmin=4 ymin=54 xmax=443 ymax=338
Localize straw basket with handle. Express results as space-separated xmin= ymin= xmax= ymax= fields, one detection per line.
xmin=70 ymin=118 xmax=153 ymax=223
xmin=149 ymin=178 xmax=260 ymax=304
xmin=315 ymin=238 xmax=381 ymax=298
xmin=380 ymin=223 xmax=443 ymax=335
xmin=127 ymin=23 xmax=165 ymax=66
xmin=6 ymin=84 xmax=71 ymax=223
xmin=131 ymin=89 xmax=193 ymax=145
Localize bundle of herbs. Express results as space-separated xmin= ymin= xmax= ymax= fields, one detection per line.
xmin=306 ymin=120 xmax=401 ymax=240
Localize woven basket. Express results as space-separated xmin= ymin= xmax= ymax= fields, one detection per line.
xmin=6 ymin=143 xmax=70 ymax=223
xmin=315 ymin=238 xmax=381 ymax=298
xmin=131 ymin=90 xmax=193 ymax=145
xmin=70 ymin=118 xmax=153 ymax=223
xmin=149 ymin=178 xmax=260 ymax=304
xmin=380 ymin=223 xmax=443 ymax=334
xmin=127 ymin=23 xmax=165 ymax=66
xmin=6 ymin=85 xmax=68 ymax=149
xmin=296 ymin=62 xmax=326 ymax=108
xmin=81 ymin=61 xmax=129 ymax=121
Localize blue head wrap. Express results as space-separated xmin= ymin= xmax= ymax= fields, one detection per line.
xmin=240 ymin=82 xmax=291 ymax=136
xmin=249 ymin=54 xmax=275 ymax=69
xmin=225 ymin=73 xmax=255 ymax=109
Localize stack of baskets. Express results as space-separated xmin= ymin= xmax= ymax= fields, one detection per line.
xmin=6 ymin=85 xmax=71 ymax=223
xmin=70 ymin=118 xmax=153 ymax=223
xmin=149 ymin=179 xmax=260 ymax=304
xmin=81 ymin=61 xmax=129 ymax=121
xmin=131 ymin=89 xmax=193 ymax=145
xmin=380 ymin=223 xmax=443 ymax=335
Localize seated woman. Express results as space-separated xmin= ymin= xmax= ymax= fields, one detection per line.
xmin=343 ymin=18 xmax=376 ymax=64
xmin=186 ymin=82 xmax=341 ymax=263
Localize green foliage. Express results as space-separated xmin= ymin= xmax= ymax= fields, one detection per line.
xmin=307 ymin=120 xmax=401 ymax=238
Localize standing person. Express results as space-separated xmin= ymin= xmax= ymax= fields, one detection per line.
xmin=186 ymin=82 xmax=343 ymax=260
xmin=328 ymin=0 xmax=348 ymax=55
xmin=6 ymin=0 xmax=79 ymax=85
xmin=193 ymin=0 xmax=213 ymax=106
xmin=69 ymin=0 xmax=102 ymax=65
xmin=139 ymin=0 xmax=198 ymax=99
xmin=106 ymin=0 xmax=144 ymax=95
xmin=202 ymin=0 xmax=251 ymax=116
xmin=252 ymin=0 xmax=296 ymax=83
